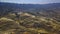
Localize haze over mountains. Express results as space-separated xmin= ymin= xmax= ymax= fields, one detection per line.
xmin=0 ymin=2 xmax=60 ymax=10
xmin=0 ymin=2 xmax=60 ymax=18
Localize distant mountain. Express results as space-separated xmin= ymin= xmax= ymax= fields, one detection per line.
xmin=0 ymin=2 xmax=60 ymax=18
xmin=0 ymin=2 xmax=60 ymax=10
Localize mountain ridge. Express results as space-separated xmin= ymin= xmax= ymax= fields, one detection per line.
xmin=0 ymin=2 xmax=60 ymax=10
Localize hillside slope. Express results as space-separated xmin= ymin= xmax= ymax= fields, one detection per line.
xmin=0 ymin=2 xmax=60 ymax=34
